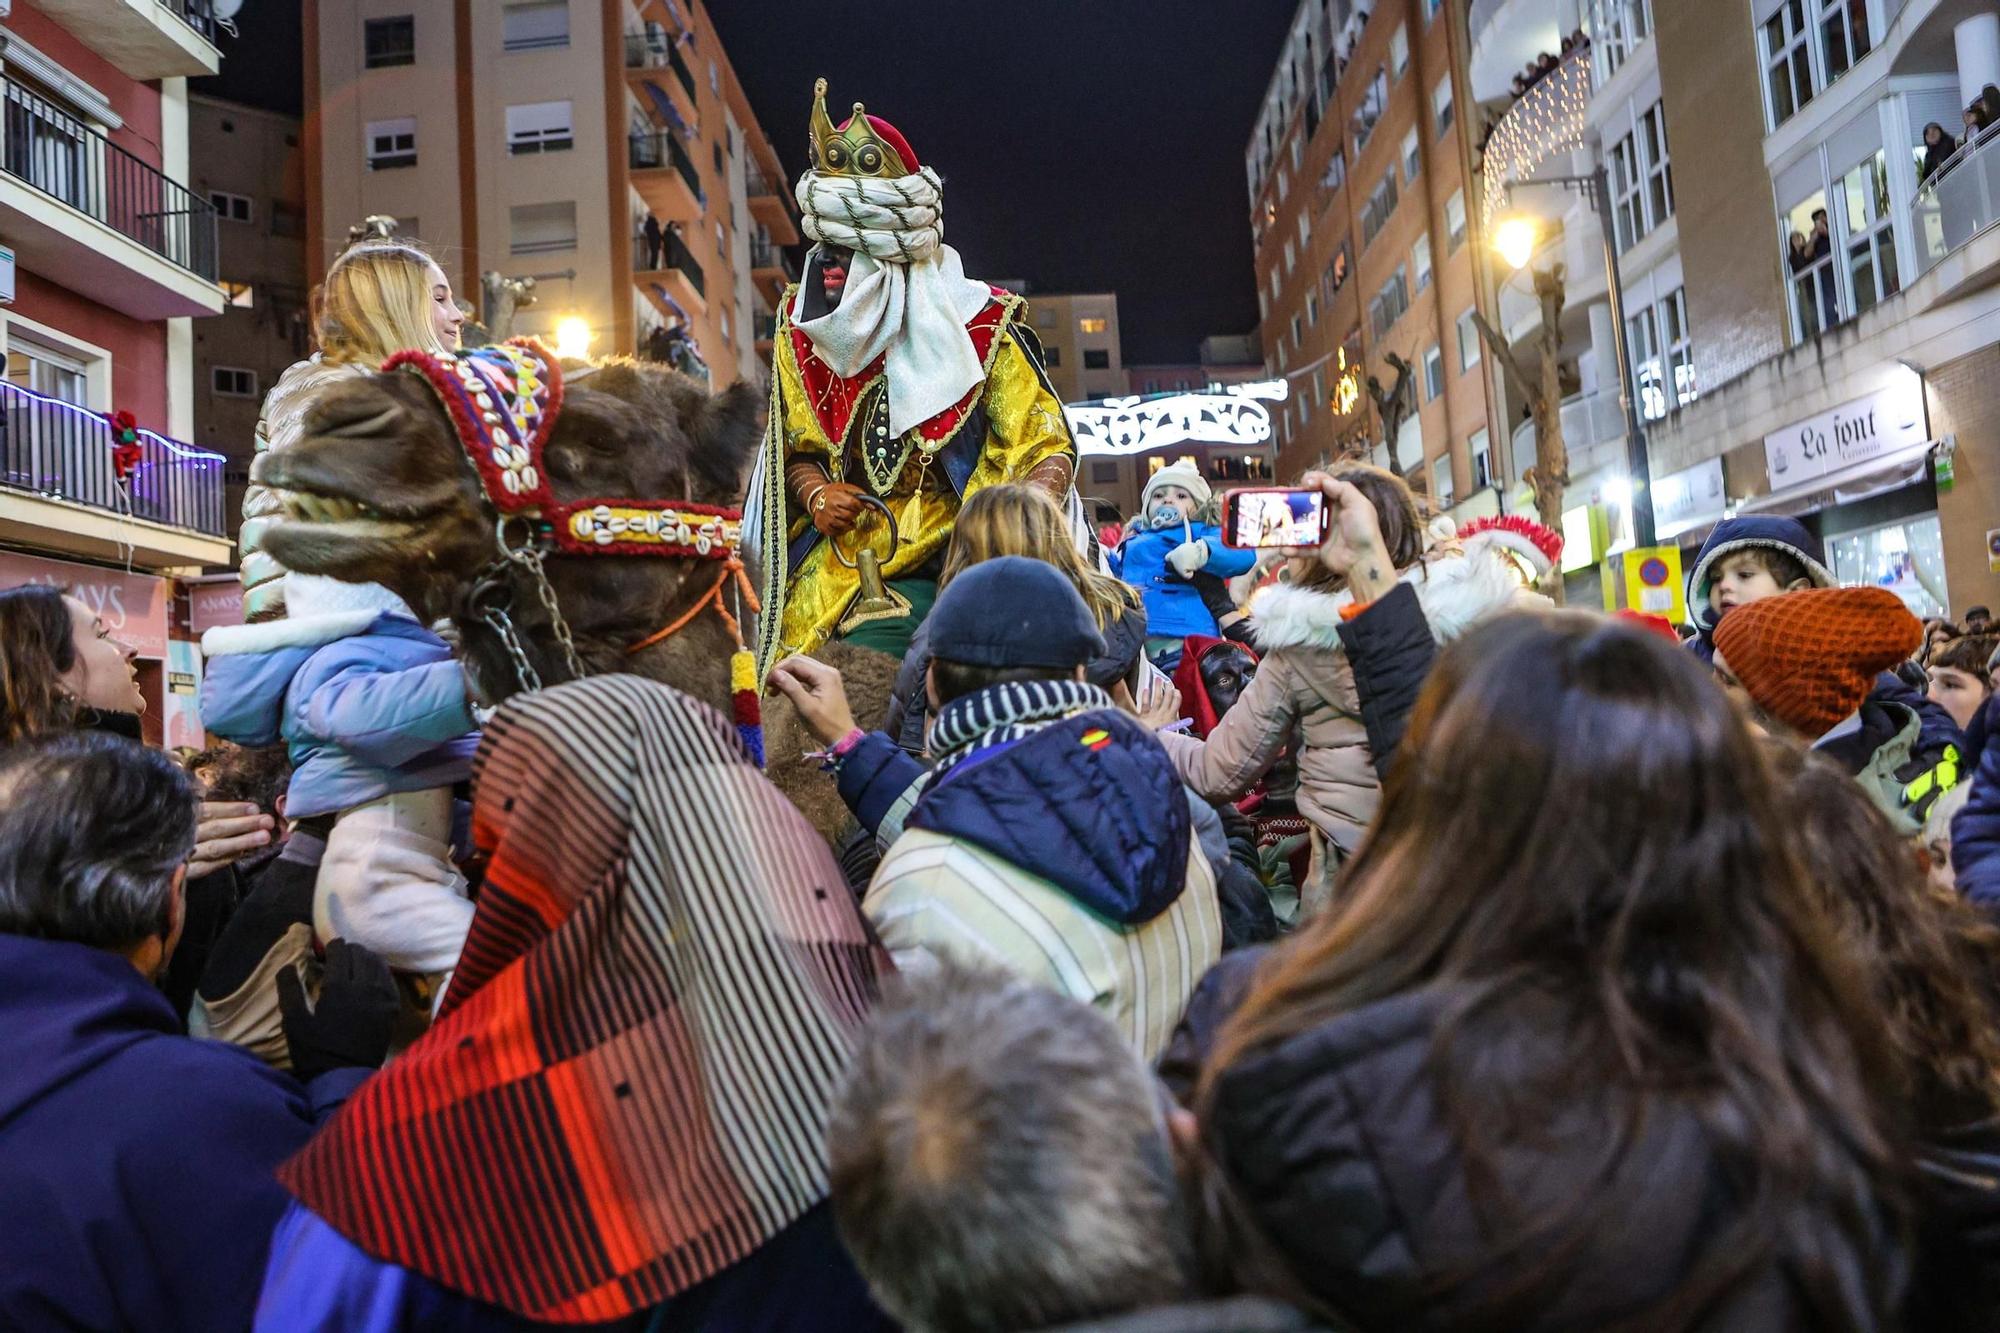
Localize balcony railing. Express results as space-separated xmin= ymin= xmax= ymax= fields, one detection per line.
xmin=1478 ymin=47 xmax=1591 ymax=230
xmin=628 ymin=130 xmax=705 ymax=206
xmin=754 ymin=313 xmax=777 ymax=342
xmin=663 ymin=229 xmax=704 ymax=297
xmin=750 ymin=240 xmax=794 ymax=279
xmin=1911 ymin=122 xmax=2000 ymax=279
xmin=0 ymin=381 xmax=225 ymax=536
xmin=746 ymin=166 xmax=781 ymax=198
xmin=1 ymin=77 xmax=218 ymax=280
xmin=624 ymin=29 xmax=670 ymax=69
xmin=157 ymin=0 xmax=218 ymax=42
xmin=1510 ymin=387 xmax=1627 ymax=483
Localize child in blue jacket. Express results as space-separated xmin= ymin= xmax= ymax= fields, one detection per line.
xmin=201 ymin=575 xmax=479 ymax=990
xmin=1110 ymin=462 xmax=1256 ymax=669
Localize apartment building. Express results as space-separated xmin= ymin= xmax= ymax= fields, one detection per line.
xmin=187 ymin=95 xmax=307 ymax=544
xmin=0 ymin=0 xmax=229 ymax=748
xmin=1247 ymin=0 xmax=1503 ymax=516
xmin=303 ymin=0 xmax=799 ymax=389
xmin=1028 ymin=291 xmax=1127 ymax=403
xmin=1473 ymin=0 xmax=2000 ymax=618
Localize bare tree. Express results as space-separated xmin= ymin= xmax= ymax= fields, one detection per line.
xmin=1470 ymin=264 xmax=1568 ymax=535
xmin=1365 ymin=351 xmax=1416 ymax=466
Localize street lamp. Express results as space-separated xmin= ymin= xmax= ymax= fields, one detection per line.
xmin=553 ymin=316 xmax=594 ymax=361
xmin=1493 ymin=172 xmax=1657 ymax=548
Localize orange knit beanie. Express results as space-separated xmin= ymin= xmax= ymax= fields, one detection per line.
xmin=1712 ymin=586 xmax=1922 ymax=737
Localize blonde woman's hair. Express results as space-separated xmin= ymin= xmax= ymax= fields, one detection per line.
xmin=942 ymin=484 xmax=1140 ymax=630
xmin=313 ymin=241 xmax=450 ymax=365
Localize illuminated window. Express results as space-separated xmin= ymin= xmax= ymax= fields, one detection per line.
xmin=1390 ymin=25 xmax=1410 ymax=80
xmin=1079 ymin=317 xmax=1108 ymax=334
xmin=220 ymin=281 xmax=254 ymax=308
xmin=1432 ymin=75 xmax=1455 ymax=135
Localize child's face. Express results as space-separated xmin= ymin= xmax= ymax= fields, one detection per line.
xmin=1152 ymin=486 xmax=1197 ymax=521
xmin=1708 ymin=552 xmax=1803 ymax=617
xmin=1928 ymin=667 xmax=1990 ymax=732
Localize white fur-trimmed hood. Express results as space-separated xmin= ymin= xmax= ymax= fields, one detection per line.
xmin=1248 ymin=537 xmax=1551 ymax=654
xmin=201 ymin=576 xmax=418 ymax=657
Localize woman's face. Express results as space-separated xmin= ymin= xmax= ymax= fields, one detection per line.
xmin=58 ymin=596 xmax=142 ymax=715
xmin=425 ymin=261 xmax=463 ymax=348
xmin=1926 ymin=124 xmax=1944 ymax=148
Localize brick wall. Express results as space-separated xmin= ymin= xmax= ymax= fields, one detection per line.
xmin=1930 ymin=344 xmax=2000 ymax=615
xmin=1654 ymin=0 xmax=1788 ymax=392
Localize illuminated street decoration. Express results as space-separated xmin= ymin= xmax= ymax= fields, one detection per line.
xmin=1479 ymin=49 xmax=1591 ymax=228
xmin=1331 ymin=347 xmax=1361 ymax=415
xmin=1066 ymin=381 xmax=1288 ymax=458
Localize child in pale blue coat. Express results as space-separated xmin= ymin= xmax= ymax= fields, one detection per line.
xmin=1109 ymin=461 xmax=1256 ymax=670
xmin=201 ymin=574 xmax=478 ymax=983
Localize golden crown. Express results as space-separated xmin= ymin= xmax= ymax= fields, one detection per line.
xmin=809 ymin=77 xmax=911 ymax=179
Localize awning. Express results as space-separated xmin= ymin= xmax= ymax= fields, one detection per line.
xmin=1737 ymin=439 xmax=1935 ymax=517
xmin=641 ymin=83 xmax=693 ymax=139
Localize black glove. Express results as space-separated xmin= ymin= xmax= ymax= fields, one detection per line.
xmin=277 ymin=939 xmax=399 ymax=1083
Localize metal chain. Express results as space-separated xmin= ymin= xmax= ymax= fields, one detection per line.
xmin=476 ymin=601 xmax=544 ymax=695
xmin=508 ymin=543 xmax=585 ymax=683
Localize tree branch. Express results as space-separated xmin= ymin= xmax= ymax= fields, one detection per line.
xmin=1470 ymin=310 xmax=1538 ymax=409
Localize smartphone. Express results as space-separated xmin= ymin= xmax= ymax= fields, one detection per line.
xmin=1220 ymin=487 xmax=1331 ymax=549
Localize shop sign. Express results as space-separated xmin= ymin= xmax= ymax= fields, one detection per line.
xmin=1763 ymin=384 xmax=1927 ymax=490
xmin=1651 ymin=458 xmax=1726 ymax=537
xmin=189 ymin=580 xmax=245 ymax=637
xmin=0 ymin=550 xmax=169 ymax=657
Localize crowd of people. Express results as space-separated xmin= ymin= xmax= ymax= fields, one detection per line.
xmin=8 ymin=184 xmax=2000 ymax=1333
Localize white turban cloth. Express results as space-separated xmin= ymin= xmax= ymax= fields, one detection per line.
xmin=791 ymin=167 xmax=994 ymax=437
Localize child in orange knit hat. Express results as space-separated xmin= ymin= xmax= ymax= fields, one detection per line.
xmin=1712 ymin=586 xmax=1947 ymax=833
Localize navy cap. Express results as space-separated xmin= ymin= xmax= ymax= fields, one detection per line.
xmin=927 ymin=556 xmax=1107 ymax=670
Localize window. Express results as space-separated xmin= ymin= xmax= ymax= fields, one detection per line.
xmin=1762 ymin=0 xmax=1815 ymax=128
xmin=1390 ymin=24 xmax=1410 ymax=79
xmin=720 ymin=309 xmax=731 ymax=344
xmin=366 ymin=117 xmax=417 ymax=170
xmin=1470 ymin=428 xmax=1493 ymax=488
xmin=1817 ymin=0 xmax=1872 ymax=84
xmin=1838 ymin=148 xmax=1899 ymax=317
xmin=1412 ymin=234 xmax=1433 ymax=292
xmin=1640 ymin=103 xmax=1673 ymax=230
xmin=1432 ymin=456 xmax=1455 ymax=505
xmin=1291 ymin=134 xmax=1305 ymax=171
xmin=1297 ymin=209 xmax=1311 ymax=246
xmin=1445 ymin=189 xmax=1466 ymax=251
xmin=1432 ymin=75 xmax=1455 ymax=135
xmin=1284 ymin=236 xmax=1296 ymax=276
xmin=1320 ymin=148 xmax=1346 ymax=194
xmin=1401 ymin=128 xmax=1421 ymax=185
xmin=1306 ymin=290 xmax=1320 ymax=326
xmin=364 ymin=16 xmax=415 ymax=68
xmin=1269 ymin=268 xmax=1282 ymax=304
xmin=1311 ymin=367 xmax=1326 ymax=410
xmin=1291 ymin=314 xmax=1304 ymax=347
xmin=509 ymin=200 xmax=577 ymax=254
xmin=209 ymin=190 xmax=253 ymax=224
xmin=1423 ymin=343 xmax=1445 ymax=400
xmin=1592 ymin=0 xmax=1653 ymax=83
xmin=212 ymin=366 xmax=259 ymax=398
xmin=1369 ymin=266 xmax=1410 ymax=338
xmin=502 ymin=0 xmax=568 ymax=52
xmin=1084 ymin=349 xmax=1111 ymax=370
xmin=1361 ymin=170 xmax=1399 ymax=247
xmin=8 ymin=336 xmax=89 ymax=405
xmin=1628 ymin=302 xmax=1665 ymax=419
xmin=1351 ymin=67 xmax=1388 ymax=152
xmin=220 ymin=280 xmax=254 ymax=308
xmin=506 ymin=100 xmax=573 ymax=154
xmin=1661 ymin=286 xmax=1697 ymax=410
xmin=1425 ymin=0 xmax=1443 ymax=20
xmin=1609 ymin=131 xmax=1643 ymax=252
xmin=1457 ymin=308 xmax=1482 ymax=370
xmin=1784 ymin=189 xmax=1840 ymax=338
xmin=1044 ymin=345 xmax=1062 ymax=368
xmin=1323 ymin=243 xmax=1351 ymax=298
xmin=714 ymin=142 xmax=725 ymax=175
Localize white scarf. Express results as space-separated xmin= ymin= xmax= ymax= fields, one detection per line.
xmin=792 ymin=167 xmax=992 ymax=436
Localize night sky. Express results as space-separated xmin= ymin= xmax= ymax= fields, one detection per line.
xmin=197 ymin=2 xmax=1297 ymax=363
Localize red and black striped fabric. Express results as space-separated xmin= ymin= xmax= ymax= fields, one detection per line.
xmin=280 ymin=675 xmax=889 ymax=1323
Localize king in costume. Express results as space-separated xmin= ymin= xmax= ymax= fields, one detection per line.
xmin=750 ymin=79 xmax=1079 ymax=677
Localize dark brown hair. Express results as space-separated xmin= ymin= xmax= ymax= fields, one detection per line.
xmin=0 ymin=585 xmax=78 ymax=744
xmin=1332 ymin=464 xmax=1423 ymax=571
xmin=1930 ymin=635 xmax=1995 ymax=688
xmin=1196 ymin=612 xmax=1906 ymax=1330
xmin=1766 ymin=741 xmax=2000 ymax=1129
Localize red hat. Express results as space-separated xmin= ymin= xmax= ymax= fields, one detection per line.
xmin=1712 ymin=586 xmax=1922 ymax=737
xmin=1615 ymin=610 xmax=1682 ymax=645
xmin=1174 ymin=635 xmax=1258 ymax=739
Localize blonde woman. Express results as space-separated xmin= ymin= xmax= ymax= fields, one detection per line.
xmin=884 ymin=483 xmax=1148 ymax=753
xmin=238 ymin=241 xmax=464 ymax=621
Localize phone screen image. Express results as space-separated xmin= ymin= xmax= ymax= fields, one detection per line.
xmin=1230 ymin=490 xmax=1325 ymax=548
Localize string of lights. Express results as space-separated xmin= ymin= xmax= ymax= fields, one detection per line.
xmin=1480 ymin=49 xmax=1592 ymax=229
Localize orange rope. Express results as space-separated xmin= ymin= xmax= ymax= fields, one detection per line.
xmin=625 ymin=556 xmax=761 ymax=656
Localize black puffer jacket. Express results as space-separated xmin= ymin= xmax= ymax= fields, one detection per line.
xmin=1166 ymin=952 xmax=1902 ymax=1332
xmin=887 ymin=599 xmax=1149 ymax=753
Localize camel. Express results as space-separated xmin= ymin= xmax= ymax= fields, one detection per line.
xmin=248 ymin=355 xmax=898 ymax=842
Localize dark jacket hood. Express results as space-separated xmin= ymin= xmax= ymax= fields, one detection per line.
xmin=909 ymin=709 xmax=1192 ymax=924
xmin=1686 ymin=516 xmax=1835 ymax=633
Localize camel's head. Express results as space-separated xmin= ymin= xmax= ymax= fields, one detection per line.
xmin=253 ymin=354 xmax=764 ymax=702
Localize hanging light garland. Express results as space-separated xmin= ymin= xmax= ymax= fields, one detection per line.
xmin=1480 ymin=49 xmax=1592 ymax=229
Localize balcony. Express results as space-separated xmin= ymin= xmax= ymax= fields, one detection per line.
xmin=750 ymin=239 xmax=794 ymax=302
xmin=628 ymin=129 xmax=704 ymax=222
xmin=1510 ymin=387 xmax=1628 ymax=487
xmin=754 ymin=312 xmax=777 ymax=350
xmin=623 ymin=30 xmax=699 ymax=125
xmin=636 ymin=226 xmax=706 ymax=316
xmin=0 ymin=79 xmax=221 ymax=319
xmin=28 ymin=0 xmax=220 ymax=79
xmin=1910 ymin=121 xmax=2000 ymax=297
xmin=745 ymin=165 xmax=801 ymax=245
xmin=0 ymin=380 xmax=229 ymax=568
xmin=1478 ymin=47 xmax=1592 ymax=230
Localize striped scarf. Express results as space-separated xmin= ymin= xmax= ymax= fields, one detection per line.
xmin=279 ymin=676 xmax=889 ymax=1323
xmin=929 ymin=678 xmax=1113 ymax=774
